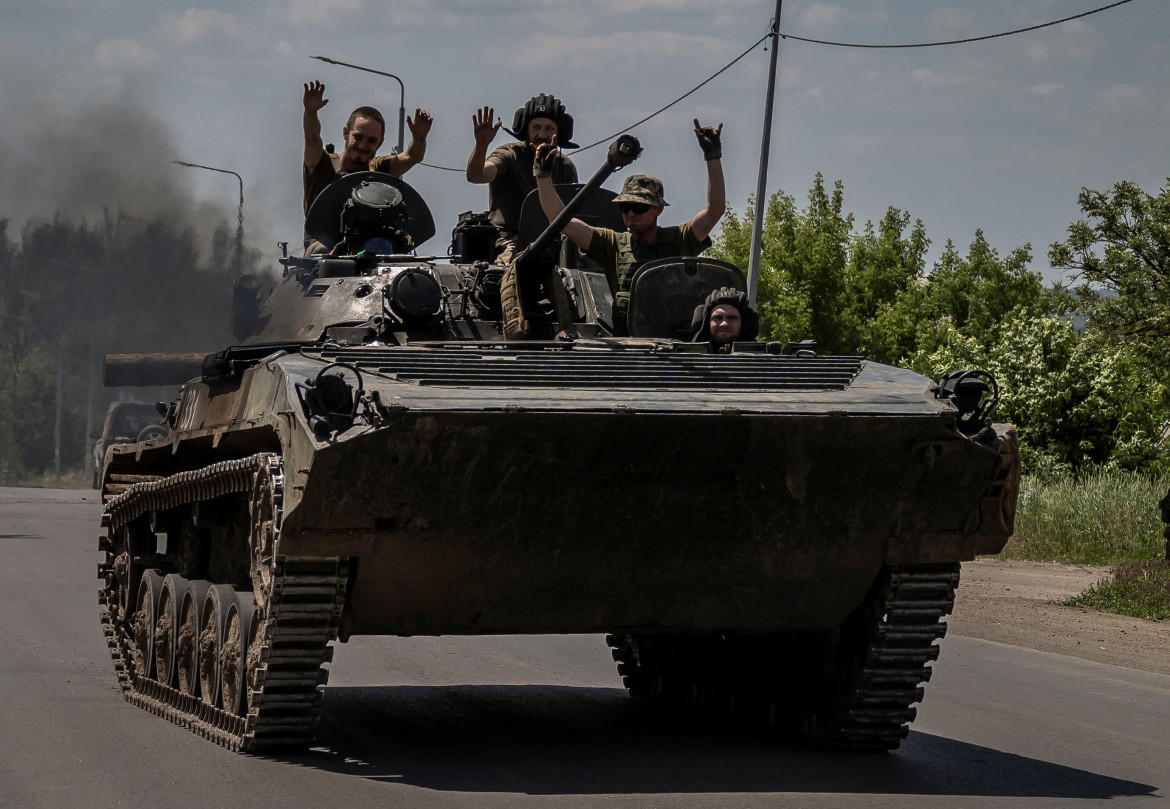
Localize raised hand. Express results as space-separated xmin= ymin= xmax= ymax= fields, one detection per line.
xmin=693 ymin=118 xmax=723 ymax=161
xmin=408 ymin=108 xmax=433 ymax=138
xmin=532 ymin=137 xmax=560 ymax=177
xmin=472 ymin=106 xmax=501 ymax=146
xmin=304 ymin=81 xmax=328 ymax=113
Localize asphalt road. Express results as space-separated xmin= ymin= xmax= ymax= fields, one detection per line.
xmin=1 ymin=486 xmax=1167 ymax=809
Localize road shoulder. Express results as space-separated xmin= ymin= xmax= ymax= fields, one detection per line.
xmin=950 ymin=559 xmax=1170 ymax=676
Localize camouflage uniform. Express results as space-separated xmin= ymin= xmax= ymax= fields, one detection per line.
xmin=582 ymin=175 xmax=711 ymax=335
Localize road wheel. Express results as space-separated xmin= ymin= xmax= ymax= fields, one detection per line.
xmin=220 ymin=592 xmax=255 ymax=716
xmin=177 ymin=579 xmax=211 ymax=697
xmin=198 ymin=585 xmax=236 ymax=708
xmin=133 ymin=570 xmax=165 ymax=680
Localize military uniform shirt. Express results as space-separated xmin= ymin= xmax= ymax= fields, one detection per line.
xmin=303 ymin=151 xmax=407 ymax=214
xmin=584 ymin=222 xmax=712 ymax=294
xmin=486 ymin=142 xmax=577 ymax=232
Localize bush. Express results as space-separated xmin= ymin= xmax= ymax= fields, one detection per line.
xmin=1064 ymin=560 xmax=1170 ymax=621
xmin=1003 ymin=470 xmax=1170 ymax=564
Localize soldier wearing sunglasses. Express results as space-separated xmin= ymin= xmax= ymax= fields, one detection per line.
xmin=535 ymin=119 xmax=726 ymax=334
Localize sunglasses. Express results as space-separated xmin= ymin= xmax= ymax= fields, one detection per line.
xmin=619 ymin=203 xmax=651 ymax=215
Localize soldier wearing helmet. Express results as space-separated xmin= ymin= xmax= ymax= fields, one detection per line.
xmin=691 ymin=287 xmax=760 ymax=352
xmin=302 ymin=80 xmax=433 ymax=215
xmin=466 ymin=94 xmax=579 ymax=265
xmin=534 ymin=119 xmax=726 ymax=334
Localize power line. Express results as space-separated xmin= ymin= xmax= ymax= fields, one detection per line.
xmin=420 ymin=30 xmax=771 ymax=171
xmin=422 ymin=0 xmax=1134 ymax=172
xmin=574 ymin=31 xmax=771 ymax=154
xmin=781 ymin=0 xmax=1134 ymax=49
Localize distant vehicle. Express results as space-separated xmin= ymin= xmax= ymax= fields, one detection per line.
xmin=91 ymin=401 xmax=165 ymax=488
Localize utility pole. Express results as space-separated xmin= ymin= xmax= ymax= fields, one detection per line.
xmin=747 ymin=0 xmax=784 ymax=306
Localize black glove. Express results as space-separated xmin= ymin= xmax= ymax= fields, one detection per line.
xmin=532 ymin=144 xmax=558 ymax=178
xmin=694 ymin=119 xmax=723 ymax=161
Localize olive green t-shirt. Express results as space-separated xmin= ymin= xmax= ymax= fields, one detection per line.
xmin=303 ymin=151 xmax=405 ymax=214
xmin=584 ymin=222 xmax=712 ymax=295
xmin=485 ymin=142 xmax=577 ymax=232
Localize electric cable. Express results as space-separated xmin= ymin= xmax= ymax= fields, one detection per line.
xmin=782 ymin=0 xmax=1134 ymax=49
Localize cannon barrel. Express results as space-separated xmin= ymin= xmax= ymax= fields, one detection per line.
xmin=104 ymin=353 xmax=207 ymax=387
xmin=519 ymin=134 xmax=642 ymax=266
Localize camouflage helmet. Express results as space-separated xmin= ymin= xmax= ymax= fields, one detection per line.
xmin=691 ymin=287 xmax=760 ymax=343
xmin=505 ymin=93 xmax=578 ymax=149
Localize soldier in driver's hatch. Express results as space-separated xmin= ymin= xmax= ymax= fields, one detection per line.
xmin=534 ymin=119 xmax=726 ymax=335
xmin=691 ymin=287 xmax=760 ymax=352
xmin=302 ymin=80 xmax=433 ymax=214
xmin=466 ymin=94 xmax=579 ymax=266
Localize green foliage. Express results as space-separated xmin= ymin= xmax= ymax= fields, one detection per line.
xmin=1064 ymin=560 xmax=1170 ymax=621
xmin=710 ymin=175 xmax=855 ymax=352
xmin=1049 ymin=178 xmax=1170 ymax=385
xmin=908 ymin=312 xmax=1168 ymax=474
xmin=713 ymin=173 xmax=1168 ymax=475
xmin=1003 ymin=470 xmax=1170 ymax=564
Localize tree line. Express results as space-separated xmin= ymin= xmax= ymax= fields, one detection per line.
xmin=711 ymin=174 xmax=1170 ymax=478
xmin=0 ymin=213 xmax=259 ymax=484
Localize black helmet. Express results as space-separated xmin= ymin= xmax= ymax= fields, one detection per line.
xmin=691 ymin=287 xmax=760 ymax=343
xmin=505 ymin=93 xmax=578 ymax=148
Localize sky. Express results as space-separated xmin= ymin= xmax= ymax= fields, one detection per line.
xmin=1 ymin=0 xmax=1167 ymax=283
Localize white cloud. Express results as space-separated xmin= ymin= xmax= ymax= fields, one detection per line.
xmin=800 ymin=4 xmax=848 ymax=30
xmin=93 ymin=38 xmax=156 ymax=69
xmin=501 ymin=31 xmax=727 ymax=71
xmin=836 ymin=133 xmax=879 ymax=156
xmin=266 ymin=0 xmax=363 ymax=27
xmin=911 ymin=68 xmax=968 ymax=90
xmin=152 ymin=9 xmax=236 ymax=45
xmin=1096 ymin=84 xmax=1148 ymax=112
xmin=861 ymin=69 xmax=879 ymax=84
xmin=928 ymin=7 xmax=977 ymax=37
xmin=597 ymin=0 xmax=755 ymax=12
xmin=1029 ymin=82 xmax=1063 ymax=96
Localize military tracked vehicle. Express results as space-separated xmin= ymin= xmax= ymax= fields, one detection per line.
xmin=97 ymin=135 xmax=1020 ymax=753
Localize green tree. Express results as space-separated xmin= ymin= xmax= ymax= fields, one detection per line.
xmin=710 ymin=174 xmax=856 ymax=352
xmin=1049 ymin=178 xmax=1170 ymax=386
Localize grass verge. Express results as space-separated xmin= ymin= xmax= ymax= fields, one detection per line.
xmin=1000 ymin=469 xmax=1170 ymax=621
xmin=1064 ymin=560 xmax=1170 ymax=621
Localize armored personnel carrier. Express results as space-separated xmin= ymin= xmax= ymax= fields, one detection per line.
xmin=97 ymin=136 xmax=1019 ymax=753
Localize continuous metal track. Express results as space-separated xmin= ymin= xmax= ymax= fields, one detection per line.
xmin=606 ymin=563 xmax=960 ymax=751
xmin=98 ymin=453 xmax=349 ymax=752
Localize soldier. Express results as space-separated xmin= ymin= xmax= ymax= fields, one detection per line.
xmin=466 ymin=94 xmax=579 ymax=265
xmin=534 ymin=119 xmax=726 ymax=334
xmin=691 ymin=287 xmax=760 ymax=351
xmin=302 ymin=80 xmax=433 ymax=215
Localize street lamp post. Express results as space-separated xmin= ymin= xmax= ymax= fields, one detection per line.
xmin=312 ymin=55 xmax=406 ymax=154
xmin=172 ymin=161 xmax=245 ymax=275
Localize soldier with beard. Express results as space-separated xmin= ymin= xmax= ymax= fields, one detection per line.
xmin=466 ymin=94 xmax=579 ymax=265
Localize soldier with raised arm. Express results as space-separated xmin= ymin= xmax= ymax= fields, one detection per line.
xmin=534 ymin=119 xmax=726 ymax=334
xmin=302 ymin=79 xmax=433 ymax=215
xmin=466 ymin=94 xmax=579 ymax=265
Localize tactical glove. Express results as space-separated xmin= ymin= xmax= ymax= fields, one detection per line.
xmin=532 ymin=146 xmax=557 ymax=178
xmin=694 ymin=119 xmax=722 ymax=161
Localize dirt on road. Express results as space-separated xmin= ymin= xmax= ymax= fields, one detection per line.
xmin=952 ymin=559 xmax=1170 ymax=675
